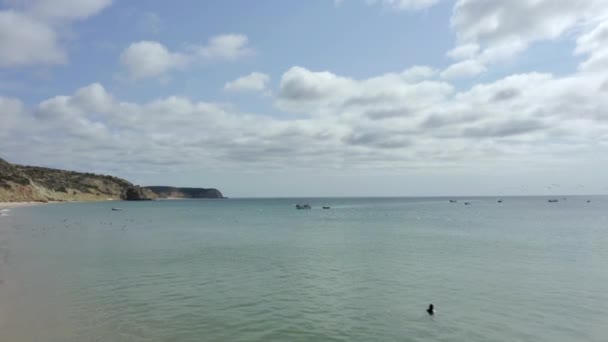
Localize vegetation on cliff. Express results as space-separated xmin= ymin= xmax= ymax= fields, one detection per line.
xmin=0 ymin=158 xmax=223 ymax=203
xmin=0 ymin=158 xmax=155 ymax=202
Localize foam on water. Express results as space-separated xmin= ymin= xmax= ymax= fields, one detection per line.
xmin=1 ymin=197 xmax=608 ymax=341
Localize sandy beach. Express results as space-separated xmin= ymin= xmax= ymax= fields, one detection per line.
xmin=0 ymin=202 xmax=47 ymax=209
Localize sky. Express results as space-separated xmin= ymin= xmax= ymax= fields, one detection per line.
xmin=1 ymin=0 xmax=608 ymax=197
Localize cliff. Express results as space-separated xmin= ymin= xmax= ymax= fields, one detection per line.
xmin=144 ymin=186 xmax=224 ymax=199
xmin=0 ymin=158 xmax=224 ymax=203
xmin=0 ymin=158 xmax=156 ymax=202
xmin=122 ymin=185 xmax=156 ymax=201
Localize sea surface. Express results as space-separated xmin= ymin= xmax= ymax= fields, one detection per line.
xmin=1 ymin=197 xmax=607 ymax=341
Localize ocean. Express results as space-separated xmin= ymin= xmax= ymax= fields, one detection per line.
xmin=1 ymin=197 xmax=607 ymax=341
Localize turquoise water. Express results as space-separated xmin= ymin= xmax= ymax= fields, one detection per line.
xmin=1 ymin=197 xmax=608 ymax=341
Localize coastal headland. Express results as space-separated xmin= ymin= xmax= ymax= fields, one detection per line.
xmin=0 ymin=158 xmax=223 ymax=204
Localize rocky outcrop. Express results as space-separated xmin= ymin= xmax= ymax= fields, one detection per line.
xmin=121 ymin=186 xmax=157 ymax=201
xmin=144 ymin=186 xmax=224 ymax=199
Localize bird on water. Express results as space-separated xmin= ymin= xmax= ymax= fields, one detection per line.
xmin=427 ymin=304 xmax=435 ymax=316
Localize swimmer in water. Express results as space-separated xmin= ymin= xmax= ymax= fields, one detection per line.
xmin=427 ymin=304 xmax=434 ymax=315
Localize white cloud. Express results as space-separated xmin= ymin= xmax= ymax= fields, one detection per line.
xmin=120 ymin=34 xmax=254 ymax=80
xmin=199 ymin=34 xmax=253 ymax=61
xmin=576 ymin=20 xmax=608 ymax=72
xmin=277 ymin=65 xmax=608 ymax=153
xmin=440 ymin=59 xmax=487 ymax=79
xmin=448 ymin=0 xmax=608 ymax=64
xmin=0 ymin=0 xmax=112 ymax=67
xmin=3 ymin=63 xmax=608 ymax=194
xmin=576 ymin=21 xmax=608 ymax=55
xmin=277 ymin=66 xmax=451 ymax=116
xmin=447 ymin=43 xmax=479 ymax=60
xmin=3 ymin=1 xmax=608 ymax=195
xmin=72 ymin=83 xmax=114 ymax=113
xmin=579 ymin=48 xmax=608 ymax=72
xmin=120 ymin=41 xmax=189 ymax=79
xmin=0 ymin=10 xmax=65 ymax=67
xmin=365 ymin=0 xmax=440 ymax=11
xmin=442 ymin=0 xmax=608 ymax=96
xmin=401 ymin=65 xmax=437 ymax=81
xmin=224 ymin=72 xmax=270 ymax=92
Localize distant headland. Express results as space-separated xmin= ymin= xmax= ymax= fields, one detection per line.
xmin=0 ymin=158 xmax=223 ymax=203
xmin=143 ymin=186 xmax=223 ymax=199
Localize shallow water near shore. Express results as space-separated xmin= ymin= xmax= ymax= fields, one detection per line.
xmin=1 ymin=197 xmax=608 ymax=341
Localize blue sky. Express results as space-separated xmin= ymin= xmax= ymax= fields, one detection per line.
xmin=1 ymin=0 xmax=608 ymax=196
xmin=2 ymin=0 xmax=456 ymax=103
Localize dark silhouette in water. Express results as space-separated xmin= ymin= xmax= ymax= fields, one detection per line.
xmin=427 ymin=304 xmax=434 ymax=315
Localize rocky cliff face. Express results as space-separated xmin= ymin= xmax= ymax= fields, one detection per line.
xmin=0 ymin=158 xmax=155 ymax=202
xmin=121 ymin=186 xmax=157 ymax=201
xmin=144 ymin=186 xmax=224 ymax=199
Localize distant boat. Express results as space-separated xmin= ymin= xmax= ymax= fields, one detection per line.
xmin=449 ymin=200 xmax=457 ymax=203
xmin=548 ymin=199 xmax=559 ymax=203
xmin=587 ymin=200 xmax=591 ymax=203
xmin=295 ymin=204 xmax=311 ymax=210
xmin=464 ymin=202 xmax=471 ymax=205
xmin=497 ymin=199 xmax=503 ymax=203
xmin=322 ymin=206 xmax=331 ymax=210
xmin=111 ymin=207 xmax=122 ymax=211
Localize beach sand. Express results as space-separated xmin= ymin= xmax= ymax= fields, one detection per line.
xmin=0 ymin=202 xmax=47 ymax=209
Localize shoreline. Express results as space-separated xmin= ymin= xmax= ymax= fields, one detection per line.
xmin=0 ymin=202 xmax=49 ymax=209
xmin=0 ymin=198 xmax=124 ymax=209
